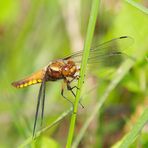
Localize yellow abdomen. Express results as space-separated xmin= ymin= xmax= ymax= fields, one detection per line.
xmin=12 ymin=69 xmax=45 ymax=88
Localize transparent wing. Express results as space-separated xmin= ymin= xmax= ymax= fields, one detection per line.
xmin=63 ymin=36 xmax=134 ymax=66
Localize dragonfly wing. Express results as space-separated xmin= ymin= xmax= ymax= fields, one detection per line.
xmin=33 ymin=71 xmax=47 ymax=137
xmin=87 ymin=36 xmax=134 ymax=65
xmin=63 ymin=36 xmax=134 ymax=66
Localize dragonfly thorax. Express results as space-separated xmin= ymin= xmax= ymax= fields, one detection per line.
xmin=47 ymin=60 xmax=77 ymax=81
xmin=61 ymin=60 xmax=77 ymax=77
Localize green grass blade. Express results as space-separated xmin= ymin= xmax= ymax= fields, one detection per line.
xmin=112 ymin=108 xmax=148 ymax=148
xmin=19 ymin=108 xmax=72 ymax=147
xmin=125 ymin=0 xmax=148 ymax=14
xmin=66 ymin=0 xmax=100 ymax=147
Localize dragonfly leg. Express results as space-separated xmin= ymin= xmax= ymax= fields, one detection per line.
xmin=71 ymin=75 xmax=85 ymax=84
xmin=69 ymin=75 xmax=80 ymax=83
xmin=66 ymin=82 xmax=84 ymax=109
xmin=70 ymin=86 xmax=80 ymax=90
xmin=61 ymin=84 xmax=74 ymax=109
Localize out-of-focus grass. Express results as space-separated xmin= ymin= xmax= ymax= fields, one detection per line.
xmin=112 ymin=108 xmax=148 ymax=148
xmin=0 ymin=0 xmax=148 ymax=148
xmin=125 ymin=0 xmax=148 ymax=14
xmin=0 ymin=0 xmax=71 ymax=147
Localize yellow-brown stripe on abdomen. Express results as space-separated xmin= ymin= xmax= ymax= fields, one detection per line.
xmin=12 ymin=70 xmax=44 ymax=88
xmin=12 ymin=79 xmax=42 ymax=88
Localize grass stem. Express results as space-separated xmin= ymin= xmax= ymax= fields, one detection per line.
xmin=66 ymin=0 xmax=100 ymax=147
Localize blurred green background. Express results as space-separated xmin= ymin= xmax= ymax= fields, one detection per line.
xmin=0 ymin=0 xmax=148 ymax=147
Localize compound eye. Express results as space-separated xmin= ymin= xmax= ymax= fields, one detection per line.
xmin=62 ymin=66 xmax=69 ymax=76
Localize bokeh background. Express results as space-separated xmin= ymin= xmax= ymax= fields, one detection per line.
xmin=0 ymin=0 xmax=148 ymax=147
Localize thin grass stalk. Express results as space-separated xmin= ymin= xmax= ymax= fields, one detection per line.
xmin=112 ymin=108 xmax=148 ymax=148
xmin=125 ymin=0 xmax=148 ymax=14
xmin=66 ymin=0 xmax=100 ymax=147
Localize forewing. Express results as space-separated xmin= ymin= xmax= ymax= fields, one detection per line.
xmin=33 ymin=71 xmax=47 ymax=137
xmin=63 ymin=36 xmax=134 ymax=66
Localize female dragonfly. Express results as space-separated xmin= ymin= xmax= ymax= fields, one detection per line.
xmin=12 ymin=36 xmax=133 ymax=137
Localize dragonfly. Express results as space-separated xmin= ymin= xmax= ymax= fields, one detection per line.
xmin=11 ymin=36 xmax=133 ymax=137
